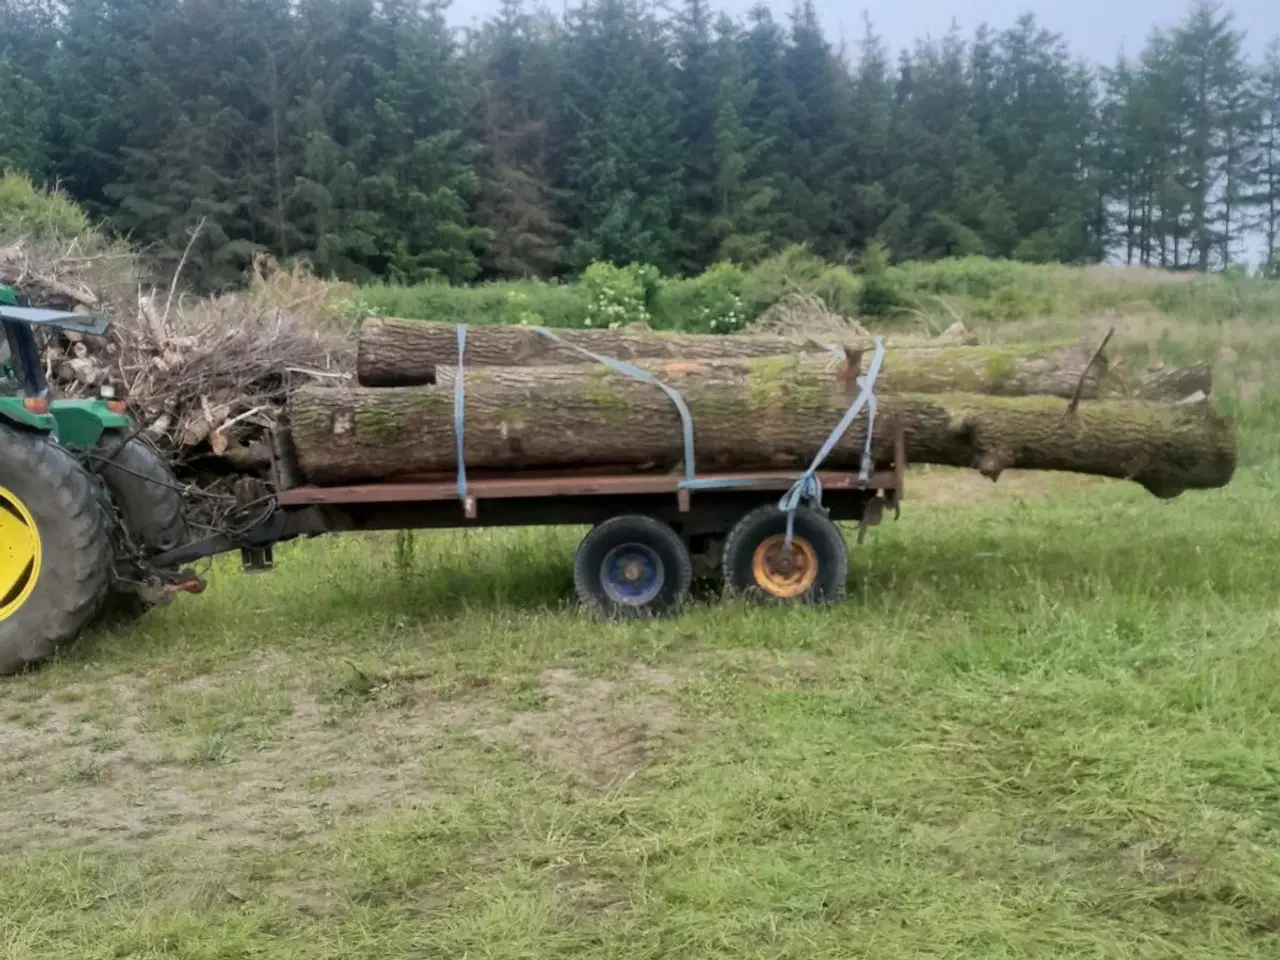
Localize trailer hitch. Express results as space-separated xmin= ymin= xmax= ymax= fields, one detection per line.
xmin=133 ymin=568 xmax=207 ymax=606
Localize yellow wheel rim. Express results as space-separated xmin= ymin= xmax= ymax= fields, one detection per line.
xmin=751 ymin=534 xmax=818 ymax=599
xmin=0 ymin=484 xmax=42 ymax=623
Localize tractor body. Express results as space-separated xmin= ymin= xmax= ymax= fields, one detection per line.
xmin=1 ymin=283 xmax=197 ymax=675
xmin=0 ymin=284 xmax=130 ymax=446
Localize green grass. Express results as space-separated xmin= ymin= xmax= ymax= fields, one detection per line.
xmin=4 ymin=292 xmax=1280 ymax=956
xmin=3 ymin=461 xmax=1279 ymax=958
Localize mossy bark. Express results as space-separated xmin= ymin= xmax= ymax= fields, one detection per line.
xmin=428 ymin=344 xmax=1108 ymax=399
xmin=355 ymin=317 xmax=951 ymax=387
xmin=288 ymin=357 xmax=1236 ymax=497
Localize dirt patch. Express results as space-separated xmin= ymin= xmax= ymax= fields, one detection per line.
xmin=0 ymin=673 xmax=449 ymax=854
xmin=502 ymin=667 xmax=685 ymax=789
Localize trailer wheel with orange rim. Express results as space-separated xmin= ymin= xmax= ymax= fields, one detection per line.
xmin=0 ymin=426 xmax=112 ymax=675
xmin=722 ymin=504 xmax=848 ymax=604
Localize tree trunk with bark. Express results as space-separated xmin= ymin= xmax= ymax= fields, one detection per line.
xmin=1133 ymin=362 xmax=1213 ymax=402
xmin=355 ymin=317 xmax=973 ymax=387
xmin=428 ymin=344 xmax=1122 ymax=399
xmin=288 ymin=354 xmax=1236 ymax=498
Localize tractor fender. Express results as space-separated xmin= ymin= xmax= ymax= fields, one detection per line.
xmin=0 ymin=398 xmax=57 ymax=433
xmin=49 ymin=400 xmax=131 ymax=451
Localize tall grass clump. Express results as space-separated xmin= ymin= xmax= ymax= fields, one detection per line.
xmin=0 ymin=170 xmax=90 ymax=241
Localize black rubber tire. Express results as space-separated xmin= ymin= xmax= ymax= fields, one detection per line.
xmin=573 ymin=514 xmax=693 ymax=620
xmin=95 ymin=433 xmax=189 ymax=554
xmin=0 ymin=426 xmax=112 ymax=675
xmin=721 ymin=504 xmax=849 ymax=605
xmin=91 ymin=432 xmax=190 ymax=624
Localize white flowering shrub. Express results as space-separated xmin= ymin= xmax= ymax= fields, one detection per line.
xmin=581 ymin=262 xmax=652 ymax=329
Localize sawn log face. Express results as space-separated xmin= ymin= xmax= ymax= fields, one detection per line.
xmin=289 ymin=353 xmax=1236 ymax=498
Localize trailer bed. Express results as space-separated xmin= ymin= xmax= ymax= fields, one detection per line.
xmin=152 ymin=430 xmax=908 ymax=598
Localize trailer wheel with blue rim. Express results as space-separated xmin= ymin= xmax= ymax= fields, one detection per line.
xmin=573 ymin=515 xmax=693 ymax=620
xmin=721 ymin=504 xmax=848 ymax=604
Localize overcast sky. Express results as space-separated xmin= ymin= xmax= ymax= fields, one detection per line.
xmin=447 ymin=0 xmax=1279 ymax=66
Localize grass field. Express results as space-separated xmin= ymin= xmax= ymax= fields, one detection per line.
xmin=4 ymin=306 xmax=1280 ymax=957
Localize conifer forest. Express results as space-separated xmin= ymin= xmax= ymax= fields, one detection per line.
xmin=2 ymin=0 xmax=1278 ymax=290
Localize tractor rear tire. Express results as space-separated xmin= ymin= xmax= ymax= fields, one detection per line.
xmin=92 ymin=433 xmax=190 ymax=626
xmin=0 ymin=426 xmax=112 ymax=675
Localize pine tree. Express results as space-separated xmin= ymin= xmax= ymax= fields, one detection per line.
xmin=672 ymin=0 xmax=720 ymax=271
xmin=1258 ymin=38 xmax=1280 ymax=272
xmin=470 ymin=0 xmax=565 ymax=278
xmin=558 ymin=0 xmax=683 ymax=270
xmin=704 ymin=12 xmax=781 ymax=262
xmin=834 ymin=14 xmax=897 ymax=254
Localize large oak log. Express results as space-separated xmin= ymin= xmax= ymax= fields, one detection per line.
xmin=355 ymin=317 xmax=970 ymax=387
xmin=428 ymin=344 xmax=1120 ymax=400
xmin=288 ymin=355 xmax=1236 ymax=498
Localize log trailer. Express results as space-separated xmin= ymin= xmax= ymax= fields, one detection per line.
xmin=147 ymin=431 xmax=906 ymax=619
xmin=3 ymin=303 xmax=902 ymax=675
xmin=150 ymin=328 xmax=902 ymax=620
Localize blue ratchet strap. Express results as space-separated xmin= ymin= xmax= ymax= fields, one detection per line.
xmin=777 ymin=335 xmax=886 ymax=545
xmin=532 ymin=326 xmax=698 ymax=487
xmin=673 ymin=338 xmax=850 ymax=493
xmin=454 ymin=324 xmax=469 ymax=505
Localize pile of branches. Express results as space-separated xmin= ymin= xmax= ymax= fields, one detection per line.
xmin=1 ymin=235 xmax=353 ymax=527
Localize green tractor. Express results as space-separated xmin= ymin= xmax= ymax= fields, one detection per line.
xmin=1 ymin=284 xmax=197 ymax=675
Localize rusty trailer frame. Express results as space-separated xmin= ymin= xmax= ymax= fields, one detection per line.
xmin=152 ymin=430 xmax=907 ymax=578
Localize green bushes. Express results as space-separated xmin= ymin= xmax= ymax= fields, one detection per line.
xmin=353 ymin=277 xmax=589 ymax=329
xmin=739 ymin=245 xmax=861 ymax=318
xmin=651 ymin=262 xmax=748 ymax=333
xmin=350 ymin=248 xmax=1280 ymax=334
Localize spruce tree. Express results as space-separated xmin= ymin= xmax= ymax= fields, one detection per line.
xmin=779 ymin=0 xmax=848 ymax=256
xmin=1258 ymin=39 xmax=1280 ymax=272
xmin=836 ymin=14 xmax=897 ymax=254
xmin=672 ymin=0 xmax=719 ymax=271
xmin=558 ymin=0 xmax=682 ymax=270
xmin=705 ymin=12 xmax=781 ymax=262
xmin=0 ymin=0 xmax=58 ymax=176
xmin=470 ymin=0 xmax=566 ymax=279
xmin=1171 ymin=0 xmax=1256 ymax=268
